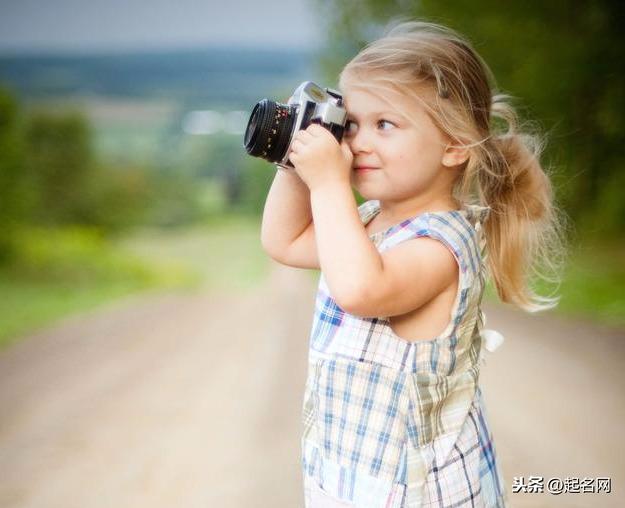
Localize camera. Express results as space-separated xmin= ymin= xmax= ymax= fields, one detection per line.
xmin=243 ymin=81 xmax=347 ymax=170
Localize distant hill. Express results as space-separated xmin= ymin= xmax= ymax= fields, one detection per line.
xmin=0 ymin=47 xmax=321 ymax=110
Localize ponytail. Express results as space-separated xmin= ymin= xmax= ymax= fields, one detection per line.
xmin=478 ymin=94 xmax=570 ymax=312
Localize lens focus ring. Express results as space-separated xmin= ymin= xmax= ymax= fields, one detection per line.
xmin=243 ymin=99 xmax=295 ymax=164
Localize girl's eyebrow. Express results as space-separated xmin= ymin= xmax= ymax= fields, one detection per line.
xmin=345 ymin=110 xmax=402 ymax=120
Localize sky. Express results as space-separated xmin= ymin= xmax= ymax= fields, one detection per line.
xmin=0 ymin=0 xmax=323 ymax=53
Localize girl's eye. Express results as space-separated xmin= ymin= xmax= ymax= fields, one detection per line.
xmin=378 ymin=119 xmax=395 ymax=130
xmin=344 ymin=119 xmax=395 ymax=135
xmin=345 ymin=120 xmax=357 ymax=134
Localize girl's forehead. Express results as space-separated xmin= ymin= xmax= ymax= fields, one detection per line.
xmin=342 ymin=86 xmax=430 ymax=118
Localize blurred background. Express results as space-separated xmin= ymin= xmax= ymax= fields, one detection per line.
xmin=0 ymin=1 xmax=623 ymax=507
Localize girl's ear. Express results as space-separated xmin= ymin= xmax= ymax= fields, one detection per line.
xmin=441 ymin=143 xmax=470 ymax=168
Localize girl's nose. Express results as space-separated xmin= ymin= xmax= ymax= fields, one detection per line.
xmin=347 ymin=128 xmax=373 ymax=154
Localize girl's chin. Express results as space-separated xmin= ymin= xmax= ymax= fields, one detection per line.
xmin=350 ymin=175 xmax=387 ymax=200
xmin=353 ymin=186 xmax=381 ymax=201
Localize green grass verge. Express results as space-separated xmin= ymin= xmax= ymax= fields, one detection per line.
xmin=0 ymin=216 xmax=271 ymax=351
xmin=0 ymin=278 xmax=155 ymax=350
xmin=118 ymin=214 xmax=271 ymax=293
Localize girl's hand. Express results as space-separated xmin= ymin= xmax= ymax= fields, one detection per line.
xmin=288 ymin=123 xmax=353 ymax=191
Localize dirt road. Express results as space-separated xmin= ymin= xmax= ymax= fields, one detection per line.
xmin=0 ymin=262 xmax=622 ymax=507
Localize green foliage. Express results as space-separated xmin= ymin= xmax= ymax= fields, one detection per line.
xmin=76 ymin=164 xmax=155 ymax=232
xmin=23 ymin=110 xmax=95 ymax=225
xmin=0 ymin=91 xmax=213 ymax=259
xmin=0 ymin=87 xmax=28 ymax=263
xmin=9 ymin=225 xmax=138 ymax=284
xmin=8 ymin=225 xmax=192 ymax=286
xmin=141 ymin=170 xmax=211 ymax=228
xmin=483 ymin=234 xmax=625 ymax=327
xmin=233 ymin=156 xmax=277 ymax=215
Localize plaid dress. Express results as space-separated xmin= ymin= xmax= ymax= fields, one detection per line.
xmin=301 ymin=200 xmax=508 ymax=507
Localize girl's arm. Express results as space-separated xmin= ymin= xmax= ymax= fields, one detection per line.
xmin=260 ymin=167 xmax=320 ymax=269
xmin=308 ymin=180 xmax=382 ymax=305
xmin=288 ymin=124 xmax=457 ymax=317
xmin=309 ymin=180 xmax=457 ymax=317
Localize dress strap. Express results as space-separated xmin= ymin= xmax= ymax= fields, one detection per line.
xmin=462 ymin=203 xmax=492 ymax=227
xmin=357 ymin=200 xmax=380 ymax=226
xmin=463 ymin=204 xmax=506 ymax=363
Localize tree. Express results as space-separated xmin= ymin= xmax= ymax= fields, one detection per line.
xmin=23 ymin=111 xmax=95 ymax=226
xmin=0 ymin=87 xmax=28 ymax=263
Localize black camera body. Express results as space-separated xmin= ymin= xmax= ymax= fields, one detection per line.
xmin=243 ymin=81 xmax=347 ymax=169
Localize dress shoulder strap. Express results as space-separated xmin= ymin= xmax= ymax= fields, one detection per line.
xmin=357 ymin=199 xmax=380 ymax=225
xmin=391 ymin=210 xmax=487 ymax=282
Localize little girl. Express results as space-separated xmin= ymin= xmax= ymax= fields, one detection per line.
xmin=261 ymin=20 xmax=566 ymax=508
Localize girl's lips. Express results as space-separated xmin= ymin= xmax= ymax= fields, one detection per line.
xmin=354 ymin=167 xmax=378 ymax=171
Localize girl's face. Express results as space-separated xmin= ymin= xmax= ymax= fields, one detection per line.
xmin=342 ymin=85 xmax=456 ymax=203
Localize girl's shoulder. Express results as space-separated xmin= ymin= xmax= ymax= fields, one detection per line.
xmin=358 ymin=199 xmax=491 ymax=279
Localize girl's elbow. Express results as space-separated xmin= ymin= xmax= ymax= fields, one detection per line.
xmin=260 ymin=223 xmax=286 ymax=260
xmin=264 ymin=249 xmax=293 ymax=267
xmin=260 ymin=236 xmax=277 ymax=258
xmin=335 ymin=284 xmax=379 ymax=317
xmin=260 ymin=239 xmax=287 ymax=264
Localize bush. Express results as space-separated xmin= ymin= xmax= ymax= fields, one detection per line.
xmin=8 ymin=225 xmax=191 ymax=287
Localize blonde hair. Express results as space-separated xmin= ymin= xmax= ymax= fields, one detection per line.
xmin=339 ymin=20 xmax=570 ymax=312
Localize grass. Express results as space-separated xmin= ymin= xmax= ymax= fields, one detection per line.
xmin=0 ymin=278 xmax=156 ymax=350
xmin=117 ymin=214 xmax=271 ymax=293
xmin=0 ymin=226 xmax=195 ymax=351
xmin=0 ymin=216 xmax=271 ymax=351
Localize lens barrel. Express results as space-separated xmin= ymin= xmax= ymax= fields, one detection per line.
xmin=244 ymin=99 xmax=296 ymax=164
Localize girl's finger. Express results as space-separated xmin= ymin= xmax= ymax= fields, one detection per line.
xmin=290 ymin=139 xmax=302 ymax=151
xmin=293 ymin=130 xmax=313 ymax=143
xmin=306 ymin=123 xmax=326 ymax=136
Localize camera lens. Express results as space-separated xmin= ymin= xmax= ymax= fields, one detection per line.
xmin=243 ymin=99 xmax=296 ymax=164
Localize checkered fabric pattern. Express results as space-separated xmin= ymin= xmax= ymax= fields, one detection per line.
xmin=301 ymin=200 xmax=508 ymax=507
